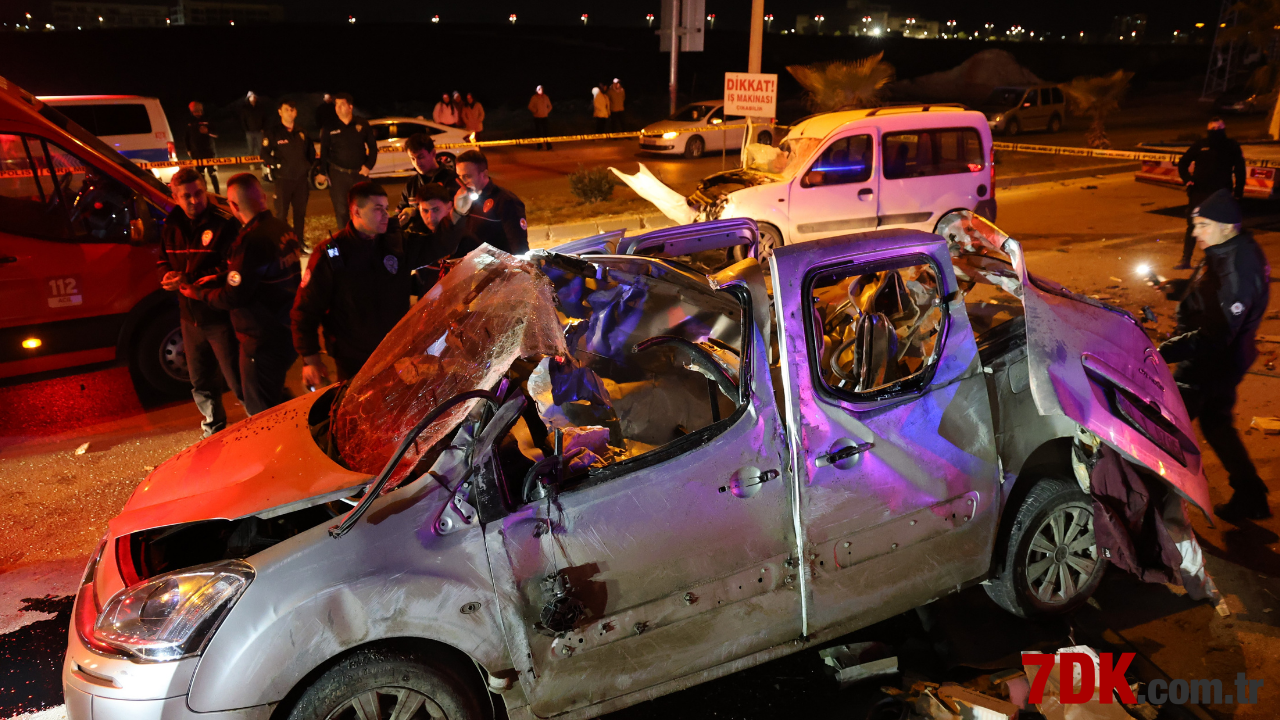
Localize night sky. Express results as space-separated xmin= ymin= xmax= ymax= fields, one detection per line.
xmin=10 ymin=0 xmax=1218 ymax=37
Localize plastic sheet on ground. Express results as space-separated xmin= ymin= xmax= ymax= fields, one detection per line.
xmin=333 ymin=245 xmax=568 ymax=487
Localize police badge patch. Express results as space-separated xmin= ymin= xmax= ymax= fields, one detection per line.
xmin=227 ymin=271 xmax=242 ymax=287
xmin=356 ymin=123 xmax=363 ymax=132
xmin=1231 ymin=302 xmax=1245 ymax=315
xmin=384 ymin=255 xmax=399 ymax=274
xmin=519 ymin=218 xmax=527 ymax=230
xmin=201 ymin=229 xmax=214 ymax=246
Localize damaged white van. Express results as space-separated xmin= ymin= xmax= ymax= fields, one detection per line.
xmin=615 ymin=105 xmax=997 ymax=261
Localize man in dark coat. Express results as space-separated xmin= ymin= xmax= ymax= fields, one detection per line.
xmin=1159 ymin=190 xmax=1271 ymax=522
xmin=442 ymin=149 xmax=528 ymax=257
xmin=1176 ymin=117 xmax=1246 ymax=268
xmin=184 ymin=101 xmax=220 ymax=194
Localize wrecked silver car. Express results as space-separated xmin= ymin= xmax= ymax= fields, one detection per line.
xmin=65 ymin=215 xmax=1213 ymax=720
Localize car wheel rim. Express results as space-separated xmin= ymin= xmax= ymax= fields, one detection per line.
xmin=159 ymin=326 xmax=189 ymax=383
xmin=754 ymin=230 xmax=779 ymax=265
xmin=325 ymin=686 xmax=446 ymax=720
xmin=1024 ymin=503 xmax=1099 ymax=605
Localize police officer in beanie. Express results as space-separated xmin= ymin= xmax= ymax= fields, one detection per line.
xmin=158 ymin=167 xmax=243 ymax=436
xmin=442 ymin=149 xmax=528 ymax=256
xmin=182 ymin=173 xmax=301 ymax=415
xmin=316 ymin=93 xmax=377 ymax=229
xmin=1159 ymin=189 xmax=1272 ymax=522
xmin=1176 ymin=117 xmax=1246 ymax=269
xmin=292 ymin=182 xmax=413 ymax=388
xmin=395 ymin=133 xmax=459 ymax=226
xmin=262 ymin=99 xmax=315 ymax=238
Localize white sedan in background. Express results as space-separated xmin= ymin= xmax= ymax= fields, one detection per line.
xmin=639 ymin=100 xmax=775 ymax=159
xmin=368 ymin=116 xmax=471 ymax=176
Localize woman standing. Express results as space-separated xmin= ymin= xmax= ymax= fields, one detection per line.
xmin=461 ymin=93 xmax=485 ymax=137
xmin=592 ymin=86 xmax=611 ymax=134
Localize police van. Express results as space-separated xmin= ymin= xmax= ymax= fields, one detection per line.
xmin=0 ymin=77 xmax=187 ymax=396
xmin=38 ymin=95 xmax=179 ymax=182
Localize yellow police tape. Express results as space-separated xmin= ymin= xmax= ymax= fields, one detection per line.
xmin=991 ymin=141 xmax=1183 ymax=163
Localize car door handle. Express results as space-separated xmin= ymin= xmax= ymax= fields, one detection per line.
xmin=722 ymin=467 xmax=779 ymax=499
xmin=0 ymin=256 xmax=16 ymax=264
xmin=816 ymin=440 xmax=875 ymax=468
xmin=858 ymin=188 xmax=873 ymax=198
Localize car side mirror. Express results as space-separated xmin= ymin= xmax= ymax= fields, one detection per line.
xmin=803 ymin=170 xmax=827 ymax=187
xmin=853 ymin=312 xmax=894 ymax=392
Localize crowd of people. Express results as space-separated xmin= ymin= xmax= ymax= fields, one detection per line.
xmin=161 ymin=111 xmax=529 ymax=436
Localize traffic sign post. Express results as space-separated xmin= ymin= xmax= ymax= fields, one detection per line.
xmin=660 ymin=0 xmax=705 ymax=115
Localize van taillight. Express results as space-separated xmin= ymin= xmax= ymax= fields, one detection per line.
xmin=167 ymin=142 xmax=176 ymax=161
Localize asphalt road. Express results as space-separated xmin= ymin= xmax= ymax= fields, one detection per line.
xmin=3 ymin=171 xmax=1280 ymax=719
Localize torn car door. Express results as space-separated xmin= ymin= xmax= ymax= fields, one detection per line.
xmin=771 ymin=230 xmax=1001 ymax=637
xmin=485 ymin=311 xmax=799 ymax=717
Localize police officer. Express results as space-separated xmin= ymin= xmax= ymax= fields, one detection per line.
xmin=293 ymin=182 xmax=413 ymax=388
xmin=184 ymin=101 xmax=220 ymax=194
xmin=263 ymin=99 xmax=315 ymax=238
xmin=183 ymin=173 xmax=301 ymax=415
xmin=1176 ymin=117 xmax=1245 ymax=268
xmin=1159 ymin=190 xmax=1271 ymax=522
xmin=316 ymin=93 xmax=377 ymax=229
xmin=402 ymin=182 xmax=457 ymax=294
xmin=444 ymin=149 xmax=528 ymax=256
xmin=395 ymin=133 xmax=459 ymax=226
xmin=158 ymin=167 xmax=243 ymax=436
xmin=315 ymin=93 xmax=338 ymax=132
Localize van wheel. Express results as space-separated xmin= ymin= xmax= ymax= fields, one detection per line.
xmin=285 ymin=647 xmax=485 ymax=720
xmin=732 ymin=223 xmax=784 ymax=267
xmin=756 ymin=130 xmax=773 ymax=146
xmin=985 ymin=477 xmax=1106 ymax=619
xmin=311 ymin=169 xmax=330 ymax=191
xmin=1048 ymin=114 xmax=1063 ymax=133
xmin=134 ymin=309 xmax=189 ymax=396
xmin=684 ymin=136 xmax=706 ymax=159
xmin=437 ymin=152 xmax=456 ymax=171
xmin=1005 ymin=118 xmax=1020 ymax=137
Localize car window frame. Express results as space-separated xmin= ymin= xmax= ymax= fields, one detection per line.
xmin=1022 ymin=90 xmax=1038 ymax=108
xmin=800 ymin=132 xmax=874 ymax=188
xmin=801 ymin=252 xmax=952 ymax=408
xmin=880 ymin=127 xmax=985 ymax=181
xmin=477 ymin=284 xmax=758 ymax=522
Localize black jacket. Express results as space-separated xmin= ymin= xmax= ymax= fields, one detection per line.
xmin=441 ymin=181 xmax=529 ymax=256
xmin=193 ymin=211 xmax=301 ymax=348
xmin=184 ymin=115 xmax=217 ymax=159
xmin=400 ymin=214 xmax=457 ymax=294
xmin=291 ymin=224 xmax=412 ymax=368
xmin=1177 ymin=132 xmax=1246 ymax=200
xmin=319 ymin=118 xmax=377 ymax=174
xmin=1160 ymin=230 xmax=1270 ymax=384
xmin=239 ymin=102 xmax=268 ymax=133
xmin=262 ymin=124 xmax=315 ymax=180
xmin=314 ymin=101 xmax=338 ymax=133
xmin=397 ymin=166 xmax=460 ymax=213
xmin=158 ymin=205 xmax=241 ymax=325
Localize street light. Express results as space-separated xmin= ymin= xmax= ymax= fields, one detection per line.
xmin=765 ymin=14 xmax=773 ymax=31
xmin=581 ymin=13 xmax=588 ymax=25
xmin=509 ymin=14 xmax=516 ymax=24
xmin=706 ymin=13 xmax=714 ymax=30
xmin=646 ymin=13 xmax=654 ymax=27
xmin=814 ymin=14 xmax=824 ymax=33
xmin=347 ymin=15 xmax=355 ymax=24
xmin=431 ymin=15 xmax=439 ymax=23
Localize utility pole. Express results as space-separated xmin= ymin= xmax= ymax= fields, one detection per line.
xmin=748 ymin=0 xmax=764 ymax=73
xmin=669 ymin=0 xmax=680 ymax=115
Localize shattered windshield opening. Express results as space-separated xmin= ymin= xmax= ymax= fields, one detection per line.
xmin=778 ymin=136 xmax=824 ymax=177
xmin=939 ymin=213 xmax=1026 ymax=342
xmin=328 ymin=245 xmax=750 ymax=497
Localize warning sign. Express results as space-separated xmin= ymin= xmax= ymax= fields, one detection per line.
xmin=724 ymin=72 xmax=778 ymax=118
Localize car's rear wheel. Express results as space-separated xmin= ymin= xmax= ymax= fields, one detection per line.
xmin=133 ymin=308 xmax=189 ymax=397
xmin=311 ymin=167 xmax=330 ymax=191
xmin=1005 ymin=118 xmax=1020 ymax=137
xmin=285 ymin=646 xmax=485 ymax=720
xmin=731 ymin=222 xmax=784 ymax=267
xmin=756 ymin=130 xmax=773 ymax=146
xmin=684 ymin=135 xmax=706 ymax=159
xmin=1048 ymin=114 xmax=1063 ymax=133
xmin=437 ymin=152 xmax=456 ymax=171
xmin=985 ymin=477 xmax=1106 ymax=618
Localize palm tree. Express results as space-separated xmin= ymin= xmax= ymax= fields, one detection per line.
xmin=1218 ymin=0 xmax=1280 ymax=137
xmin=1058 ymin=70 xmax=1134 ymax=149
xmin=786 ymin=53 xmax=895 ymax=113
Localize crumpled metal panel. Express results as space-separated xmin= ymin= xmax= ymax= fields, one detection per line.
xmin=333 ymin=246 xmax=567 ymax=488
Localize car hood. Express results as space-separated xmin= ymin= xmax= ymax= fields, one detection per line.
xmin=642 ymin=119 xmax=701 ymax=134
xmin=108 ymin=391 xmax=368 ymax=537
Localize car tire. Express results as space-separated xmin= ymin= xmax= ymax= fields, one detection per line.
xmin=437 ymin=152 xmax=456 ymax=171
xmin=285 ymin=646 xmax=486 ymax=720
xmin=985 ymin=477 xmax=1107 ymax=619
xmin=684 ymin=135 xmax=706 ymax=159
xmin=756 ymin=130 xmax=773 ymax=146
xmin=1005 ymin=118 xmax=1020 ymax=137
xmin=311 ymin=168 xmax=330 ymax=191
xmin=732 ymin=222 xmax=784 ymax=267
xmin=133 ymin=308 xmax=189 ymax=397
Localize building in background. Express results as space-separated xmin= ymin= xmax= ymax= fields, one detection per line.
xmin=51 ymin=2 xmax=168 ymax=28
xmin=848 ymin=0 xmax=889 ymax=36
xmin=169 ymin=0 xmax=282 ymax=25
xmin=1109 ymin=14 xmax=1147 ymax=43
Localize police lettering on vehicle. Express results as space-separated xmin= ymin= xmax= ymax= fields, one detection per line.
xmin=384 ymin=255 xmax=399 ymax=274
xmin=201 ymin=229 xmax=214 ymax=246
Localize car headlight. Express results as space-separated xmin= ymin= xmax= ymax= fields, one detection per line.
xmin=662 ymin=131 xmax=680 ymax=139
xmin=93 ymin=561 xmax=253 ymax=662
xmin=994 ymin=114 xmax=1003 ymax=122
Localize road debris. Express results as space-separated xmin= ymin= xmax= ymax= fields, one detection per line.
xmin=1250 ymin=417 xmax=1280 ymax=435
xmin=73 ymin=442 xmax=90 ymax=455
xmin=818 ymin=641 xmax=898 ymax=687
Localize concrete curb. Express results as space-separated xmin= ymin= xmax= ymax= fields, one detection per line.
xmin=527 ymin=164 xmax=1143 ymax=245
